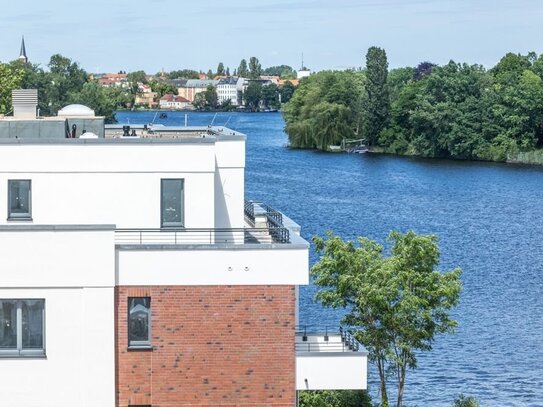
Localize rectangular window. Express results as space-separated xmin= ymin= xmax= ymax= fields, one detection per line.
xmin=8 ymin=180 xmax=32 ymax=220
xmin=128 ymin=297 xmax=151 ymax=348
xmin=161 ymin=179 xmax=184 ymax=228
xmin=0 ymin=299 xmax=45 ymax=357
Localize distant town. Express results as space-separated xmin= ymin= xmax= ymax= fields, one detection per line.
xmin=3 ymin=37 xmax=310 ymax=116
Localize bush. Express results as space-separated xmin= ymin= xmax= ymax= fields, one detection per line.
xmin=299 ymin=390 xmax=373 ymax=407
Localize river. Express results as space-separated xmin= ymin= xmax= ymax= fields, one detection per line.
xmin=116 ymin=111 xmax=543 ymax=406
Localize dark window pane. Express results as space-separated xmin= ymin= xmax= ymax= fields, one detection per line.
xmin=128 ymin=298 xmax=150 ymax=344
xmin=21 ymin=300 xmax=44 ymax=349
xmin=161 ymin=179 xmax=184 ymax=227
xmin=9 ymin=180 xmax=31 ymax=217
xmin=0 ymin=300 xmax=17 ymax=349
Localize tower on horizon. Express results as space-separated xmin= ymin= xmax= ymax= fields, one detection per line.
xmin=18 ymin=36 xmax=28 ymax=64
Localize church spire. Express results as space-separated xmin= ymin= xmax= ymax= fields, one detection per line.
xmin=19 ymin=36 xmax=28 ymax=64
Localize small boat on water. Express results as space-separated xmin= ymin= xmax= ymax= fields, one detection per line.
xmin=348 ymin=145 xmax=369 ymax=154
xmin=159 ymin=113 xmax=168 ymax=119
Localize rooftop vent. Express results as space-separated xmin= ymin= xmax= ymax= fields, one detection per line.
xmin=12 ymin=89 xmax=38 ymax=119
xmin=58 ymin=104 xmax=95 ymax=117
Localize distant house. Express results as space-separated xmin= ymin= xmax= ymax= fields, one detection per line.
xmin=159 ymin=94 xmax=192 ymax=110
xmin=178 ymin=79 xmax=219 ymax=102
xmin=135 ymin=91 xmax=158 ymax=108
xmin=278 ymin=78 xmax=300 ymax=87
xmin=217 ymin=77 xmax=244 ymax=106
xmin=97 ymin=73 xmax=128 ymax=88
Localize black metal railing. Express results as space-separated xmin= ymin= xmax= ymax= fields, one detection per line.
xmin=115 ymin=227 xmax=291 ymax=245
xmin=244 ymin=200 xmax=256 ymax=223
xmin=295 ymin=325 xmax=361 ymax=353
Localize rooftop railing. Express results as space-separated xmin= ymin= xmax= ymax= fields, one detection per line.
xmin=115 ymin=226 xmax=291 ymax=245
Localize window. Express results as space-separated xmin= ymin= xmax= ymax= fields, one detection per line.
xmin=8 ymin=180 xmax=32 ymax=220
xmin=161 ymin=179 xmax=184 ymax=228
xmin=128 ymin=297 xmax=151 ymax=348
xmin=0 ymin=299 xmax=45 ymax=357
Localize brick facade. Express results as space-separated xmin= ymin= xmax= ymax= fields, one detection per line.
xmin=116 ymin=285 xmax=296 ymax=407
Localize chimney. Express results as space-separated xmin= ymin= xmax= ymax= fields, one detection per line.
xmin=12 ymin=89 xmax=38 ymax=119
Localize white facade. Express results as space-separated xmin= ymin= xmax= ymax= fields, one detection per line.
xmin=217 ymin=79 xmax=240 ymax=106
xmin=0 ymin=226 xmax=115 ymax=407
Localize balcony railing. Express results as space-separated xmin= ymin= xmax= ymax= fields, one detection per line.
xmin=295 ymin=326 xmax=362 ymax=353
xmin=244 ymin=200 xmax=284 ymax=225
xmin=115 ymin=227 xmax=291 ymax=245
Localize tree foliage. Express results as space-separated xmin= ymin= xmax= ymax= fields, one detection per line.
xmin=299 ymin=390 xmax=373 ymax=407
xmin=167 ymin=69 xmax=199 ymax=79
xmin=365 ymin=47 xmax=390 ymax=146
xmin=217 ymin=62 xmax=225 ymax=76
xmin=0 ymin=62 xmax=25 ymax=113
xmin=283 ymin=70 xmax=364 ymax=150
xmin=311 ymin=231 xmax=462 ymax=407
xmin=238 ymin=59 xmax=248 ymax=78
xmin=248 ymin=57 xmax=262 ymax=79
xmin=284 ymin=48 xmax=543 ymax=162
xmin=263 ymin=65 xmax=296 ymax=79
xmin=243 ymin=81 xmax=262 ymax=111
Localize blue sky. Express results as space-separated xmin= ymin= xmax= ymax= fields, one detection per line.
xmin=1 ymin=0 xmax=543 ymax=73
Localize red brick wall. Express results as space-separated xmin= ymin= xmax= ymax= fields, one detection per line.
xmin=116 ymin=285 xmax=296 ymax=407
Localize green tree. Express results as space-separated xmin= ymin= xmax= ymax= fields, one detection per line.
xmin=312 ymin=231 xmax=462 ymax=407
xmin=126 ymin=70 xmax=147 ymax=94
xmin=452 ymin=394 xmax=480 ymax=407
xmin=263 ymin=65 xmax=296 ymax=79
xmin=364 ymin=47 xmax=390 ymax=146
xmin=261 ymin=83 xmax=280 ymax=109
xmin=244 ymin=81 xmax=262 ymax=111
xmin=226 ymin=66 xmax=230 ymax=76
xmin=299 ymin=390 xmax=373 ymax=407
xmin=280 ymin=81 xmax=296 ymax=104
xmin=68 ymin=81 xmax=119 ymax=123
xmin=248 ymin=57 xmax=262 ymax=79
xmin=149 ymin=80 xmax=178 ymax=98
xmin=167 ymin=69 xmax=199 ymax=79
xmin=217 ymin=62 xmax=225 ymax=76
xmin=0 ymin=62 xmax=25 ymax=113
xmin=207 ymin=69 xmax=213 ymax=79
xmin=238 ymin=59 xmax=248 ymax=77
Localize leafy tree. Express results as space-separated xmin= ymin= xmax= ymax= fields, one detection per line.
xmin=126 ymin=70 xmax=147 ymax=94
xmin=312 ymin=231 xmax=462 ymax=407
xmin=226 ymin=66 xmax=230 ymax=76
xmin=207 ymin=69 xmax=213 ymax=79
xmin=452 ymin=394 xmax=480 ymax=407
xmin=248 ymin=57 xmax=262 ymax=79
xmin=217 ymin=62 xmax=225 ymax=76
xmin=261 ymin=83 xmax=280 ymax=109
xmin=167 ymin=69 xmax=199 ymax=79
xmin=149 ymin=80 xmax=178 ymax=98
xmin=364 ymin=46 xmax=390 ymax=146
xmin=244 ymin=81 xmax=262 ymax=111
xmin=284 ymin=70 xmax=364 ymax=150
xmin=68 ymin=81 xmax=122 ymax=123
xmin=263 ymin=65 xmax=296 ymax=79
xmin=193 ymin=85 xmax=218 ymax=110
xmin=0 ymin=62 xmax=25 ymax=113
xmin=414 ymin=61 xmax=436 ymax=81
xmin=280 ymin=81 xmax=296 ymax=104
xmin=238 ymin=59 xmax=248 ymax=77
xmin=299 ymin=390 xmax=373 ymax=407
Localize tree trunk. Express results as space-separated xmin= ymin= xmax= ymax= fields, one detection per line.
xmin=376 ymin=357 xmax=389 ymax=407
xmin=396 ymin=366 xmax=406 ymax=407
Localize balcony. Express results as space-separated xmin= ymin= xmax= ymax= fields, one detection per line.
xmin=114 ymin=201 xmax=309 ymax=286
xmin=296 ymin=326 xmax=368 ymax=391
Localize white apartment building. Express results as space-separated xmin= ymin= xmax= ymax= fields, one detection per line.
xmin=217 ymin=77 xmax=244 ymax=106
xmin=0 ymin=90 xmax=367 ymax=407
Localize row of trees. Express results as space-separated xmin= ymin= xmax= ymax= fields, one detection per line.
xmin=284 ymin=48 xmax=543 ymax=163
xmin=0 ymin=55 xmax=131 ymax=122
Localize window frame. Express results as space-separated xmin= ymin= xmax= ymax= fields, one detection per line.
xmin=7 ymin=179 xmax=32 ymax=221
xmin=160 ymin=178 xmax=184 ymax=228
xmin=0 ymin=299 xmax=46 ymax=358
xmin=127 ymin=297 xmax=152 ymax=350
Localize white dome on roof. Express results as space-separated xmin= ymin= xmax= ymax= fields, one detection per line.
xmin=58 ymin=104 xmax=95 ymax=117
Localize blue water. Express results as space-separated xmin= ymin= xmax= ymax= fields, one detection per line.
xmin=117 ymin=111 xmax=543 ymax=407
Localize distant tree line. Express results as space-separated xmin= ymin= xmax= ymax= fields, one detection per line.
xmin=284 ymin=48 xmax=543 ymax=164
